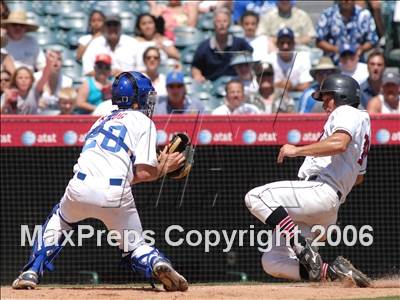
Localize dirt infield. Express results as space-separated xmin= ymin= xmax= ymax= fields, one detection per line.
xmin=2 ymin=279 xmax=400 ymax=300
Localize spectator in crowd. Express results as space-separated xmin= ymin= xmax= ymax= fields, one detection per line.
xmin=298 ymin=56 xmax=339 ymax=113
xmin=316 ymin=0 xmax=379 ymax=64
xmin=57 ymin=87 xmax=77 ymax=115
xmin=367 ymin=68 xmax=400 ymax=114
xmin=266 ymin=27 xmax=313 ymax=92
xmin=82 ymin=15 xmax=137 ymax=76
xmin=0 ymin=66 xmax=47 ymax=114
xmin=77 ymin=54 xmax=113 ymax=114
xmin=360 ymin=50 xmax=385 ymax=109
xmin=154 ymin=71 xmax=205 ymax=114
xmin=338 ymin=43 xmax=368 ymax=84
xmin=257 ymin=0 xmax=316 ymax=46
xmin=198 ymin=1 xmax=232 ymax=14
xmin=212 ymin=79 xmax=260 ymax=115
xmin=253 ymin=62 xmax=295 ymax=113
xmin=355 ymin=0 xmax=384 ymax=38
xmin=232 ymin=0 xmax=275 ymax=24
xmin=1 ymin=10 xmax=45 ymax=71
xmin=191 ymin=7 xmax=253 ymax=82
xmin=240 ymin=10 xmax=276 ymax=62
xmin=76 ymin=10 xmax=105 ymax=61
xmin=142 ymin=47 xmax=167 ymax=98
xmin=230 ymin=51 xmax=259 ymax=96
xmin=34 ymin=49 xmax=73 ymax=115
xmin=148 ymin=0 xmax=199 ymax=41
xmin=134 ymin=13 xmax=180 ymax=72
xmin=0 ymin=0 xmax=10 ymax=35
xmin=1 ymin=70 xmax=11 ymax=96
xmin=1 ymin=29 xmax=15 ymax=75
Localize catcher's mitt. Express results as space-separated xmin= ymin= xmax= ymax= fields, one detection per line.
xmin=164 ymin=133 xmax=194 ymax=179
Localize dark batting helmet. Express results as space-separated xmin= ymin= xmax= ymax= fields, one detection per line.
xmin=312 ymin=74 xmax=360 ymax=108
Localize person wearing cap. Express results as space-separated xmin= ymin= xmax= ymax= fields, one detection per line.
xmin=212 ymin=79 xmax=260 ymax=115
xmin=34 ymin=49 xmax=73 ymax=115
xmin=191 ymin=7 xmax=253 ymax=82
xmin=265 ymin=27 xmax=313 ymax=93
xmin=359 ymin=50 xmax=385 ymax=109
xmin=298 ymin=56 xmax=340 ymax=113
xmin=82 ymin=15 xmax=138 ymax=76
xmin=230 ymin=51 xmax=259 ymax=97
xmin=154 ymin=71 xmax=205 ymax=115
xmin=1 ymin=10 xmax=45 ymax=71
xmin=257 ymin=0 xmax=316 ymax=46
xmin=77 ymin=54 xmax=113 ymax=114
xmin=339 ymin=43 xmax=368 ymax=85
xmin=367 ymin=68 xmax=400 ymax=114
xmin=316 ymin=0 xmax=378 ymax=64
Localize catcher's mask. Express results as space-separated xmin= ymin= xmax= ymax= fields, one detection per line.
xmin=111 ymin=71 xmax=156 ymax=118
xmin=312 ymin=74 xmax=360 ymax=108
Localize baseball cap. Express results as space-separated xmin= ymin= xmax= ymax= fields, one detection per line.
xmin=277 ymin=27 xmax=294 ymax=40
xmin=166 ymin=71 xmax=185 ymax=86
xmin=105 ymin=15 xmax=121 ymax=26
xmin=382 ymin=68 xmax=400 ymax=85
xmin=95 ymin=54 xmax=112 ymax=65
xmin=339 ymin=43 xmax=357 ymax=56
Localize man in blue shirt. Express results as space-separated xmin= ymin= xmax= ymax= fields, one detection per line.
xmin=191 ymin=7 xmax=253 ymax=82
xmin=316 ymin=0 xmax=378 ymax=64
xmin=154 ymin=71 xmax=205 ymax=115
xmin=359 ymin=50 xmax=385 ymax=109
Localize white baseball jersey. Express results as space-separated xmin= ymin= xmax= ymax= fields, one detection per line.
xmin=298 ymin=105 xmax=371 ymax=199
xmin=73 ymin=109 xmax=158 ymax=185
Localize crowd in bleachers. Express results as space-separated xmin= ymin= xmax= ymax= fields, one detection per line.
xmin=0 ymin=0 xmax=399 ymax=116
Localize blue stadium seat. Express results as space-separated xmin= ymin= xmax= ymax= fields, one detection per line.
xmin=211 ymin=76 xmax=233 ymax=98
xmin=197 ymin=12 xmax=214 ymax=31
xmin=174 ymin=27 xmax=205 ymax=48
xmin=119 ymin=12 xmax=137 ymax=35
xmin=7 ymin=0 xmax=34 ymax=12
xmin=32 ymin=32 xmax=59 ymax=47
xmin=92 ymin=1 xmax=131 ymax=15
xmin=43 ymin=1 xmax=83 ymax=16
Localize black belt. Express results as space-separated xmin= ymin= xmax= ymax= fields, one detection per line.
xmin=300 ymin=175 xmax=342 ymax=200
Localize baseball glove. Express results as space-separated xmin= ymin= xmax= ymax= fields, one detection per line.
xmin=164 ymin=133 xmax=194 ymax=180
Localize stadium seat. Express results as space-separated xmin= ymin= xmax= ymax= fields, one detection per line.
xmin=308 ymin=47 xmax=323 ymax=66
xmin=229 ymin=25 xmax=244 ymax=38
xmin=92 ymin=1 xmax=131 ymax=15
xmin=197 ymin=12 xmax=214 ymax=31
xmin=58 ymin=16 xmax=88 ymax=31
xmin=119 ymin=12 xmax=137 ymax=35
xmin=42 ymin=1 xmax=83 ymax=16
xmin=6 ymin=0 xmax=34 ymax=12
xmin=211 ymin=76 xmax=233 ymax=98
xmin=33 ymin=32 xmax=59 ymax=47
xmin=174 ymin=27 xmax=205 ymax=48
xmin=180 ymin=44 xmax=199 ymax=65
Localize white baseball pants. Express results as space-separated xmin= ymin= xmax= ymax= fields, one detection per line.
xmin=245 ymin=180 xmax=341 ymax=280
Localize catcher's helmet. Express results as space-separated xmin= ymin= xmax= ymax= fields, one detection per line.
xmin=312 ymin=74 xmax=360 ymax=108
xmin=111 ymin=71 xmax=156 ymax=117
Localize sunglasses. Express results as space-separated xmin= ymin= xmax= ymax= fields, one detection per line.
xmin=145 ymin=55 xmax=160 ymax=60
xmin=167 ymin=84 xmax=184 ymax=89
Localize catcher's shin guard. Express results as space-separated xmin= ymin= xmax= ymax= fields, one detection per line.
xmin=21 ymin=204 xmax=72 ymax=278
xmin=327 ymin=256 xmax=371 ymax=287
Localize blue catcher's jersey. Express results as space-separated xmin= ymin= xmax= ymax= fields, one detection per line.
xmin=73 ymin=109 xmax=158 ymax=186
